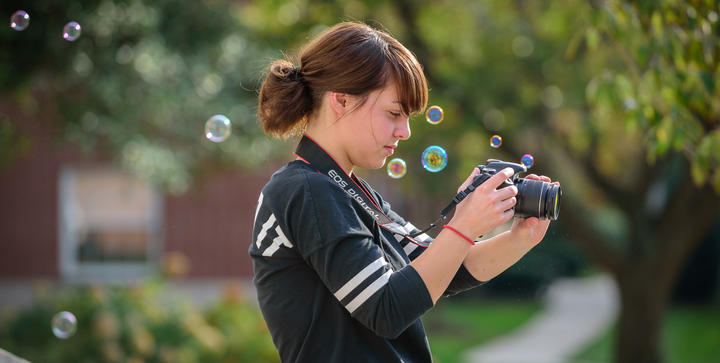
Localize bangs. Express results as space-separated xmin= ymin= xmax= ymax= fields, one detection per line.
xmin=384 ymin=41 xmax=428 ymax=116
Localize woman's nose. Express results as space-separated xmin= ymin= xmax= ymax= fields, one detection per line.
xmin=395 ymin=118 xmax=411 ymax=140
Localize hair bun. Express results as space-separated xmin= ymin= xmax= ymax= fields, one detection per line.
xmin=258 ymin=60 xmax=313 ymax=138
xmin=290 ymin=66 xmax=304 ymax=81
xmin=271 ymin=61 xmax=304 ymax=83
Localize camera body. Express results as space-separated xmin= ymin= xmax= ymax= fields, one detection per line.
xmin=471 ymin=159 xmax=561 ymax=220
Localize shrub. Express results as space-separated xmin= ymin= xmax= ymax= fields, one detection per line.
xmin=0 ymin=279 xmax=279 ymax=363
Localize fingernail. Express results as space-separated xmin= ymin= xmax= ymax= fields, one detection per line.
xmin=503 ymin=168 xmax=514 ymax=177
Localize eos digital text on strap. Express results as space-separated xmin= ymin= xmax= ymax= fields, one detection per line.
xmin=294 ymin=135 xmax=436 ymax=248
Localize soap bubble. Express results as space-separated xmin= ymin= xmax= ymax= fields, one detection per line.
xmin=63 ymin=21 xmax=82 ymax=41
xmin=421 ymin=145 xmax=447 ymax=172
xmin=425 ymin=105 xmax=444 ymax=125
xmin=10 ymin=10 xmax=30 ymax=31
xmin=204 ymin=115 xmax=231 ymax=143
xmin=490 ymin=135 xmax=502 ymax=148
xmin=386 ymin=158 xmax=407 ymax=179
xmin=52 ymin=311 xmax=77 ymax=339
xmin=521 ymin=154 xmax=534 ymax=168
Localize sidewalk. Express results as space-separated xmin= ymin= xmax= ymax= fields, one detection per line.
xmin=463 ymin=274 xmax=619 ymax=363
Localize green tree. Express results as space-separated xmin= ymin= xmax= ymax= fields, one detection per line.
xmin=572 ymin=1 xmax=720 ymax=361
xmin=1 ymin=0 xmax=286 ymax=193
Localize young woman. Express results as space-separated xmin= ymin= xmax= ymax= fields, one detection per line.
xmin=250 ymin=22 xmax=555 ymax=362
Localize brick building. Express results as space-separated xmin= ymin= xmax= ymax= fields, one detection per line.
xmin=0 ymin=99 xmax=278 ymax=286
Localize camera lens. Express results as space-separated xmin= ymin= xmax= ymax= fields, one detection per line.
xmin=514 ymin=178 xmax=561 ymax=220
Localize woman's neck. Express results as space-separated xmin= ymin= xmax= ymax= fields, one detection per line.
xmin=303 ymin=128 xmax=354 ymax=175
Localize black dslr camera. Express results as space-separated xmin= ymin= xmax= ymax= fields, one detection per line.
xmin=457 ymin=159 xmax=561 ymax=220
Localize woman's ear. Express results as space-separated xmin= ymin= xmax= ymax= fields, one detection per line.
xmin=328 ymin=91 xmax=349 ymax=118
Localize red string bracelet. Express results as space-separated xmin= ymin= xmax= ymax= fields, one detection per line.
xmin=442 ymin=225 xmax=475 ymax=245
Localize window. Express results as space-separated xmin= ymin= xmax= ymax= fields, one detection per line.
xmin=59 ymin=167 xmax=162 ymax=283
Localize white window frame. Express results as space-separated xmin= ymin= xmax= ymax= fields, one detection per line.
xmin=58 ymin=166 xmax=163 ymax=283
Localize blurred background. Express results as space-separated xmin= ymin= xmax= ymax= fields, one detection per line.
xmin=1 ymin=0 xmax=719 ymax=362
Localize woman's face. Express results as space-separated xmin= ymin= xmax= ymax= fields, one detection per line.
xmin=340 ymin=82 xmax=411 ymax=171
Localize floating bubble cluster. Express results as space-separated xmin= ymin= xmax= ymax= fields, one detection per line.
xmin=10 ymin=10 xmax=30 ymax=31
xmin=425 ymin=105 xmax=444 ymax=125
xmin=62 ymin=21 xmax=82 ymax=41
xmin=205 ymin=114 xmax=232 ymax=143
xmin=386 ymin=158 xmax=407 ymax=179
xmin=490 ymin=135 xmax=502 ymax=148
xmin=521 ymin=154 xmax=534 ymax=168
xmin=51 ymin=311 xmax=77 ymax=339
xmin=421 ymin=145 xmax=447 ymax=172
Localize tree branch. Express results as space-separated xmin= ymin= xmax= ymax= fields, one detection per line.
xmin=655 ymin=176 xmax=720 ymax=291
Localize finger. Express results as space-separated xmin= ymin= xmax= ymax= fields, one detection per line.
xmin=483 ymin=167 xmax=514 ymax=190
xmin=498 ymin=196 xmax=516 ymax=211
xmin=500 ymin=208 xmax=515 ymax=223
xmin=525 ymin=173 xmax=540 ymax=180
xmin=539 ymin=175 xmax=551 ymax=182
xmin=497 ymin=185 xmax=518 ymax=199
xmin=458 ymin=167 xmax=482 ymax=192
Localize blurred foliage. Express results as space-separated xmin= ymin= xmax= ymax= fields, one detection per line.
xmin=2 ymin=0 xmax=717 ymax=194
xmin=2 ymin=0 xmax=288 ymax=194
xmin=0 ymin=279 xmax=279 ymax=363
xmin=583 ymin=0 xmax=720 ymax=191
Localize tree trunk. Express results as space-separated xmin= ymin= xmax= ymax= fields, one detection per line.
xmin=613 ymin=179 xmax=719 ymax=363
xmin=613 ymin=263 xmax=669 ymax=363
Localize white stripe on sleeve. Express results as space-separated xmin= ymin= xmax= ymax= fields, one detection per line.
xmin=334 ymin=257 xmax=387 ymax=301
xmin=403 ymin=222 xmax=417 ymax=233
xmin=403 ymin=242 xmax=419 ymax=255
xmin=346 ymin=270 xmax=393 ymax=314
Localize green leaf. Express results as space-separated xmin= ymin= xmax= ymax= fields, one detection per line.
xmin=690 ymin=136 xmax=713 ymax=185
xmin=699 ymin=71 xmax=715 ymax=93
xmin=586 ymin=28 xmax=600 ymax=51
xmin=651 ymin=11 xmax=664 ymax=38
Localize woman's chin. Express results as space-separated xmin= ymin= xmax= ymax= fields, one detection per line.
xmin=359 ymin=158 xmax=387 ymax=170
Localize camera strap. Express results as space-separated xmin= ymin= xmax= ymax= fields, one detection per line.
xmin=294 ymin=135 xmax=436 ymax=247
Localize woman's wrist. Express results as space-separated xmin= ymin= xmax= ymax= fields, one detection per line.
xmin=442 ymin=224 xmax=475 ymax=245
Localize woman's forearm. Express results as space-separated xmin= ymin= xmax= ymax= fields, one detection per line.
xmin=462 ymin=230 xmax=537 ymax=282
xmin=410 ymin=228 xmax=474 ymax=304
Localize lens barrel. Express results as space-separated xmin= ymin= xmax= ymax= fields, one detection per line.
xmin=514 ymin=178 xmax=561 ymax=220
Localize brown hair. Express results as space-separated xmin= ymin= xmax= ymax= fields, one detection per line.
xmin=257 ymin=22 xmax=428 ymax=138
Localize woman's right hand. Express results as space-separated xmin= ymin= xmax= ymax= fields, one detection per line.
xmin=448 ymin=167 xmax=518 ymax=239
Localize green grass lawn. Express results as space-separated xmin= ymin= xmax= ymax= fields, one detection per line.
xmin=422 ymin=299 xmax=540 ymax=363
xmin=573 ymin=305 xmax=720 ymax=362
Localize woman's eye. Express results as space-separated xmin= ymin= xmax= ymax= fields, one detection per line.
xmin=389 ymin=112 xmax=401 ymax=117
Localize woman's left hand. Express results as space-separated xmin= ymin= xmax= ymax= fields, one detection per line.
xmin=509 ymin=174 xmax=558 ymax=246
